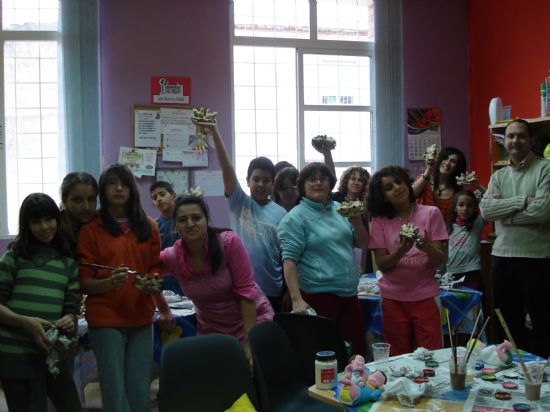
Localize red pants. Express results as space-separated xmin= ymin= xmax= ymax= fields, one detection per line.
xmin=301 ymin=291 xmax=367 ymax=357
xmin=381 ymin=297 xmax=442 ymax=356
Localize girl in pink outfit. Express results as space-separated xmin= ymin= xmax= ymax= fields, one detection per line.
xmin=367 ymin=166 xmax=448 ymax=356
xmin=159 ymin=193 xmax=273 ymax=366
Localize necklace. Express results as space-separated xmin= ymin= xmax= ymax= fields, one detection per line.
xmin=399 ymin=204 xmax=415 ymax=223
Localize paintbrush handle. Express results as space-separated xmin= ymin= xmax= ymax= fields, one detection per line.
xmin=495 ymin=308 xmax=532 ymax=383
xmin=81 ymin=262 xmax=140 ymax=275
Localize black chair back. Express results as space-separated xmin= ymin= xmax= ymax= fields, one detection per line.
xmin=248 ymin=321 xmax=342 ymax=412
xmin=274 ymin=313 xmax=349 ymax=386
xmin=159 ymin=333 xmax=257 ymax=412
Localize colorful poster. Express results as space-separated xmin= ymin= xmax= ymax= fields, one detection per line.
xmin=151 ymin=76 xmax=191 ymax=104
xmin=407 ymin=108 xmax=441 ymax=161
xmin=118 ymin=147 xmax=157 ymax=177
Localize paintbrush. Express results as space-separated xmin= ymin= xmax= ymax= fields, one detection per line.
xmin=446 ymin=309 xmax=457 ymax=370
xmin=464 ymin=315 xmax=490 ymax=366
xmin=495 ymin=308 xmax=532 ymax=383
xmin=80 ymin=262 xmax=140 ymax=275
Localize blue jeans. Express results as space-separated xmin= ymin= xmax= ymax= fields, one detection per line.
xmin=89 ymin=325 xmax=152 ymax=412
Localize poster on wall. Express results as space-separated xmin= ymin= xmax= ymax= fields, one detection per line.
xmin=119 ymin=147 xmax=157 ymax=177
xmin=407 ymin=108 xmax=442 ymax=161
xmin=151 ymin=76 xmax=191 ymax=104
xmin=134 ymin=109 xmax=161 ymax=148
xmin=156 ymin=169 xmax=189 ymax=195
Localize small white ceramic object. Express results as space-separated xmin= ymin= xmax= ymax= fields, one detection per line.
xmin=489 ymin=97 xmax=503 ymax=124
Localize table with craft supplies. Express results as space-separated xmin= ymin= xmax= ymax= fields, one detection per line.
xmin=358 ymin=273 xmax=483 ymax=336
xmin=308 ymin=347 xmax=550 ymax=412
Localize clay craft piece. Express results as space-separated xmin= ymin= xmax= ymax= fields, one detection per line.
xmin=134 ymin=274 xmax=163 ymax=294
xmin=191 ymin=107 xmax=218 ymax=124
xmin=424 ymin=144 xmax=439 ymax=165
xmin=456 ymin=171 xmax=478 ymax=185
xmin=399 ymin=223 xmax=420 ymax=241
xmin=311 ymin=134 xmax=336 ymax=151
xmin=337 ymin=200 xmax=366 ymax=217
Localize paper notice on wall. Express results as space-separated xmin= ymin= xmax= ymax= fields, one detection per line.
xmin=134 ymin=109 xmax=161 ymax=148
xmin=119 ymin=147 xmax=157 ymax=177
xmin=194 ymin=170 xmax=224 ymax=196
xmin=155 ymin=169 xmax=189 ymax=195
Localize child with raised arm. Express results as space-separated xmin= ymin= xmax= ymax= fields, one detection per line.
xmin=0 ymin=193 xmax=81 ymax=411
xmin=193 ymin=119 xmax=287 ymax=312
xmin=367 ymin=166 xmax=448 ymax=356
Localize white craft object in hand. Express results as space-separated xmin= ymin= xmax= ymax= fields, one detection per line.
xmin=399 ymin=223 xmax=420 ymax=241
xmin=456 ymin=171 xmax=477 ymax=185
xmin=424 ymin=144 xmax=439 ymax=165
xmin=337 ymin=200 xmax=366 ymax=217
xmin=311 ymin=134 xmax=336 ymax=151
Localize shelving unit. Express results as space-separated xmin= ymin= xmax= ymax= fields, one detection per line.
xmin=489 ymin=116 xmax=550 ymax=173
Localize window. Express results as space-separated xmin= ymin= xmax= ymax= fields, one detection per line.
xmin=232 ymin=0 xmax=374 ymax=187
xmin=0 ymin=0 xmax=65 ymax=235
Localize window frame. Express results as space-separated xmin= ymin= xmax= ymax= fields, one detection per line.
xmin=230 ymin=0 xmax=375 ymax=176
xmin=0 ymin=28 xmax=61 ymax=236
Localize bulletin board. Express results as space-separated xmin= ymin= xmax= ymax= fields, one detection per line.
xmin=132 ymin=104 xmax=194 ymax=155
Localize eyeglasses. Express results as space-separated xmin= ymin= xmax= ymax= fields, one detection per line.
xmin=281 ymin=185 xmax=298 ymax=192
xmin=305 ymin=176 xmax=330 ymax=184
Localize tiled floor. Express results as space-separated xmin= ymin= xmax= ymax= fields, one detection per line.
xmin=0 ymin=379 xmax=159 ymax=412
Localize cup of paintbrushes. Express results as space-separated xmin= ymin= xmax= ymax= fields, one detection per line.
xmin=449 ymin=355 xmax=466 ymax=390
xmin=525 ymin=361 xmax=545 ymax=401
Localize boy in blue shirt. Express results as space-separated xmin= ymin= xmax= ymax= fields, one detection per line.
xmin=150 ymin=181 xmax=183 ymax=295
xmin=194 ymin=120 xmax=287 ymax=312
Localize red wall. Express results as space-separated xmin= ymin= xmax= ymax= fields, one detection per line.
xmin=469 ymin=0 xmax=550 ymax=185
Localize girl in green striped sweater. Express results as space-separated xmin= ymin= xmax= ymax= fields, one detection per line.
xmin=0 ymin=193 xmax=81 ymax=412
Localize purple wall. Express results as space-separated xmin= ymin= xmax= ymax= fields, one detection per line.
xmin=99 ymin=0 xmax=232 ymax=227
xmin=402 ymin=0 xmax=469 ymax=177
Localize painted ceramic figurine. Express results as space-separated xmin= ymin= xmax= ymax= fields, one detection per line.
xmin=339 ymin=355 xmax=387 ymax=406
xmin=468 ymin=339 xmax=513 ymax=367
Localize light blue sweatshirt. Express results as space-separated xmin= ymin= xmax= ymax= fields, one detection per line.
xmin=277 ymin=197 xmax=359 ymax=296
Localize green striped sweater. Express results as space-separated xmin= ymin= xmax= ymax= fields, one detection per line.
xmin=0 ymin=247 xmax=80 ymax=378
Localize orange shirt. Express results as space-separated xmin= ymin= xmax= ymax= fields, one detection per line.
xmin=77 ymin=216 xmax=160 ymax=327
xmin=415 ymin=178 xmax=453 ymax=223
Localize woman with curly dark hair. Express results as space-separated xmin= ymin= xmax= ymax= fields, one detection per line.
xmin=412 ymin=147 xmax=468 ymax=221
xmin=367 ymin=166 xmax=447 ymax=356
xmin=333 ymin=166 xmax=370 ymax=203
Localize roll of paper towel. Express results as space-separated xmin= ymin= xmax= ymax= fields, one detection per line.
xmin=489 ymin=97 xmax=503 ymax=125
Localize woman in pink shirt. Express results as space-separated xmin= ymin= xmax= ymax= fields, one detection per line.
xmin=367 ymin=166 xmax=448 ymax=356
xmin=159 ymin=193 xmax=273 ymax=366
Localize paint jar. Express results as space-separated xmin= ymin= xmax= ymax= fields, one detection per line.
xmin=315 ymin=350 xmax=337 ymax=390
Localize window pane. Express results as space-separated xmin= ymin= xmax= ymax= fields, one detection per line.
xmin=304 ymin=54 xmax=370 ymax=106
xmin=234 ymin=0 xmax=309 ymax=39
xmin=303 ymin=111 xmax=371 ymax=163
xmin=317 ymin=0 xmax=374 ymax=41
xmin=233 ymin=46 xmax=297 ymax=182
xmin=2 ymin=0 xmax=59 ymax=31
xmin=4 ymin=41 xmax=64 ymax=234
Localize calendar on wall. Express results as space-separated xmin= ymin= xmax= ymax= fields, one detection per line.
xmin=407 ymin=108 xmax=442 ymax=161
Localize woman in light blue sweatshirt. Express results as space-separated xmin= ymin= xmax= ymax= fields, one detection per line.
xmin=278 ymin=162 xmax=368 ymax=356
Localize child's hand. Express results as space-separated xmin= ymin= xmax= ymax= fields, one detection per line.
xmin=111 ymin=266 xmax=129 ymax=288
xmin=55 ymin=314 xmax=76 ymax=334
xmin=156 ymin=311 xmax=175 ymax=332
xmin=415 ymin=230 xmax=430 ymax=250
xmin=397 ymin=235 xmax=415 ymax=254
xmin=23 ymin=317 xmax=53 ymax=353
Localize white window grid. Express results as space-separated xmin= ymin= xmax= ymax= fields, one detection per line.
xmin=231 ymin=0 xmax=374 ymax=187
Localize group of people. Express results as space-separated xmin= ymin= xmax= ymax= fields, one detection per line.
xmin=0 ymin=117 xmax=549 ymax=411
